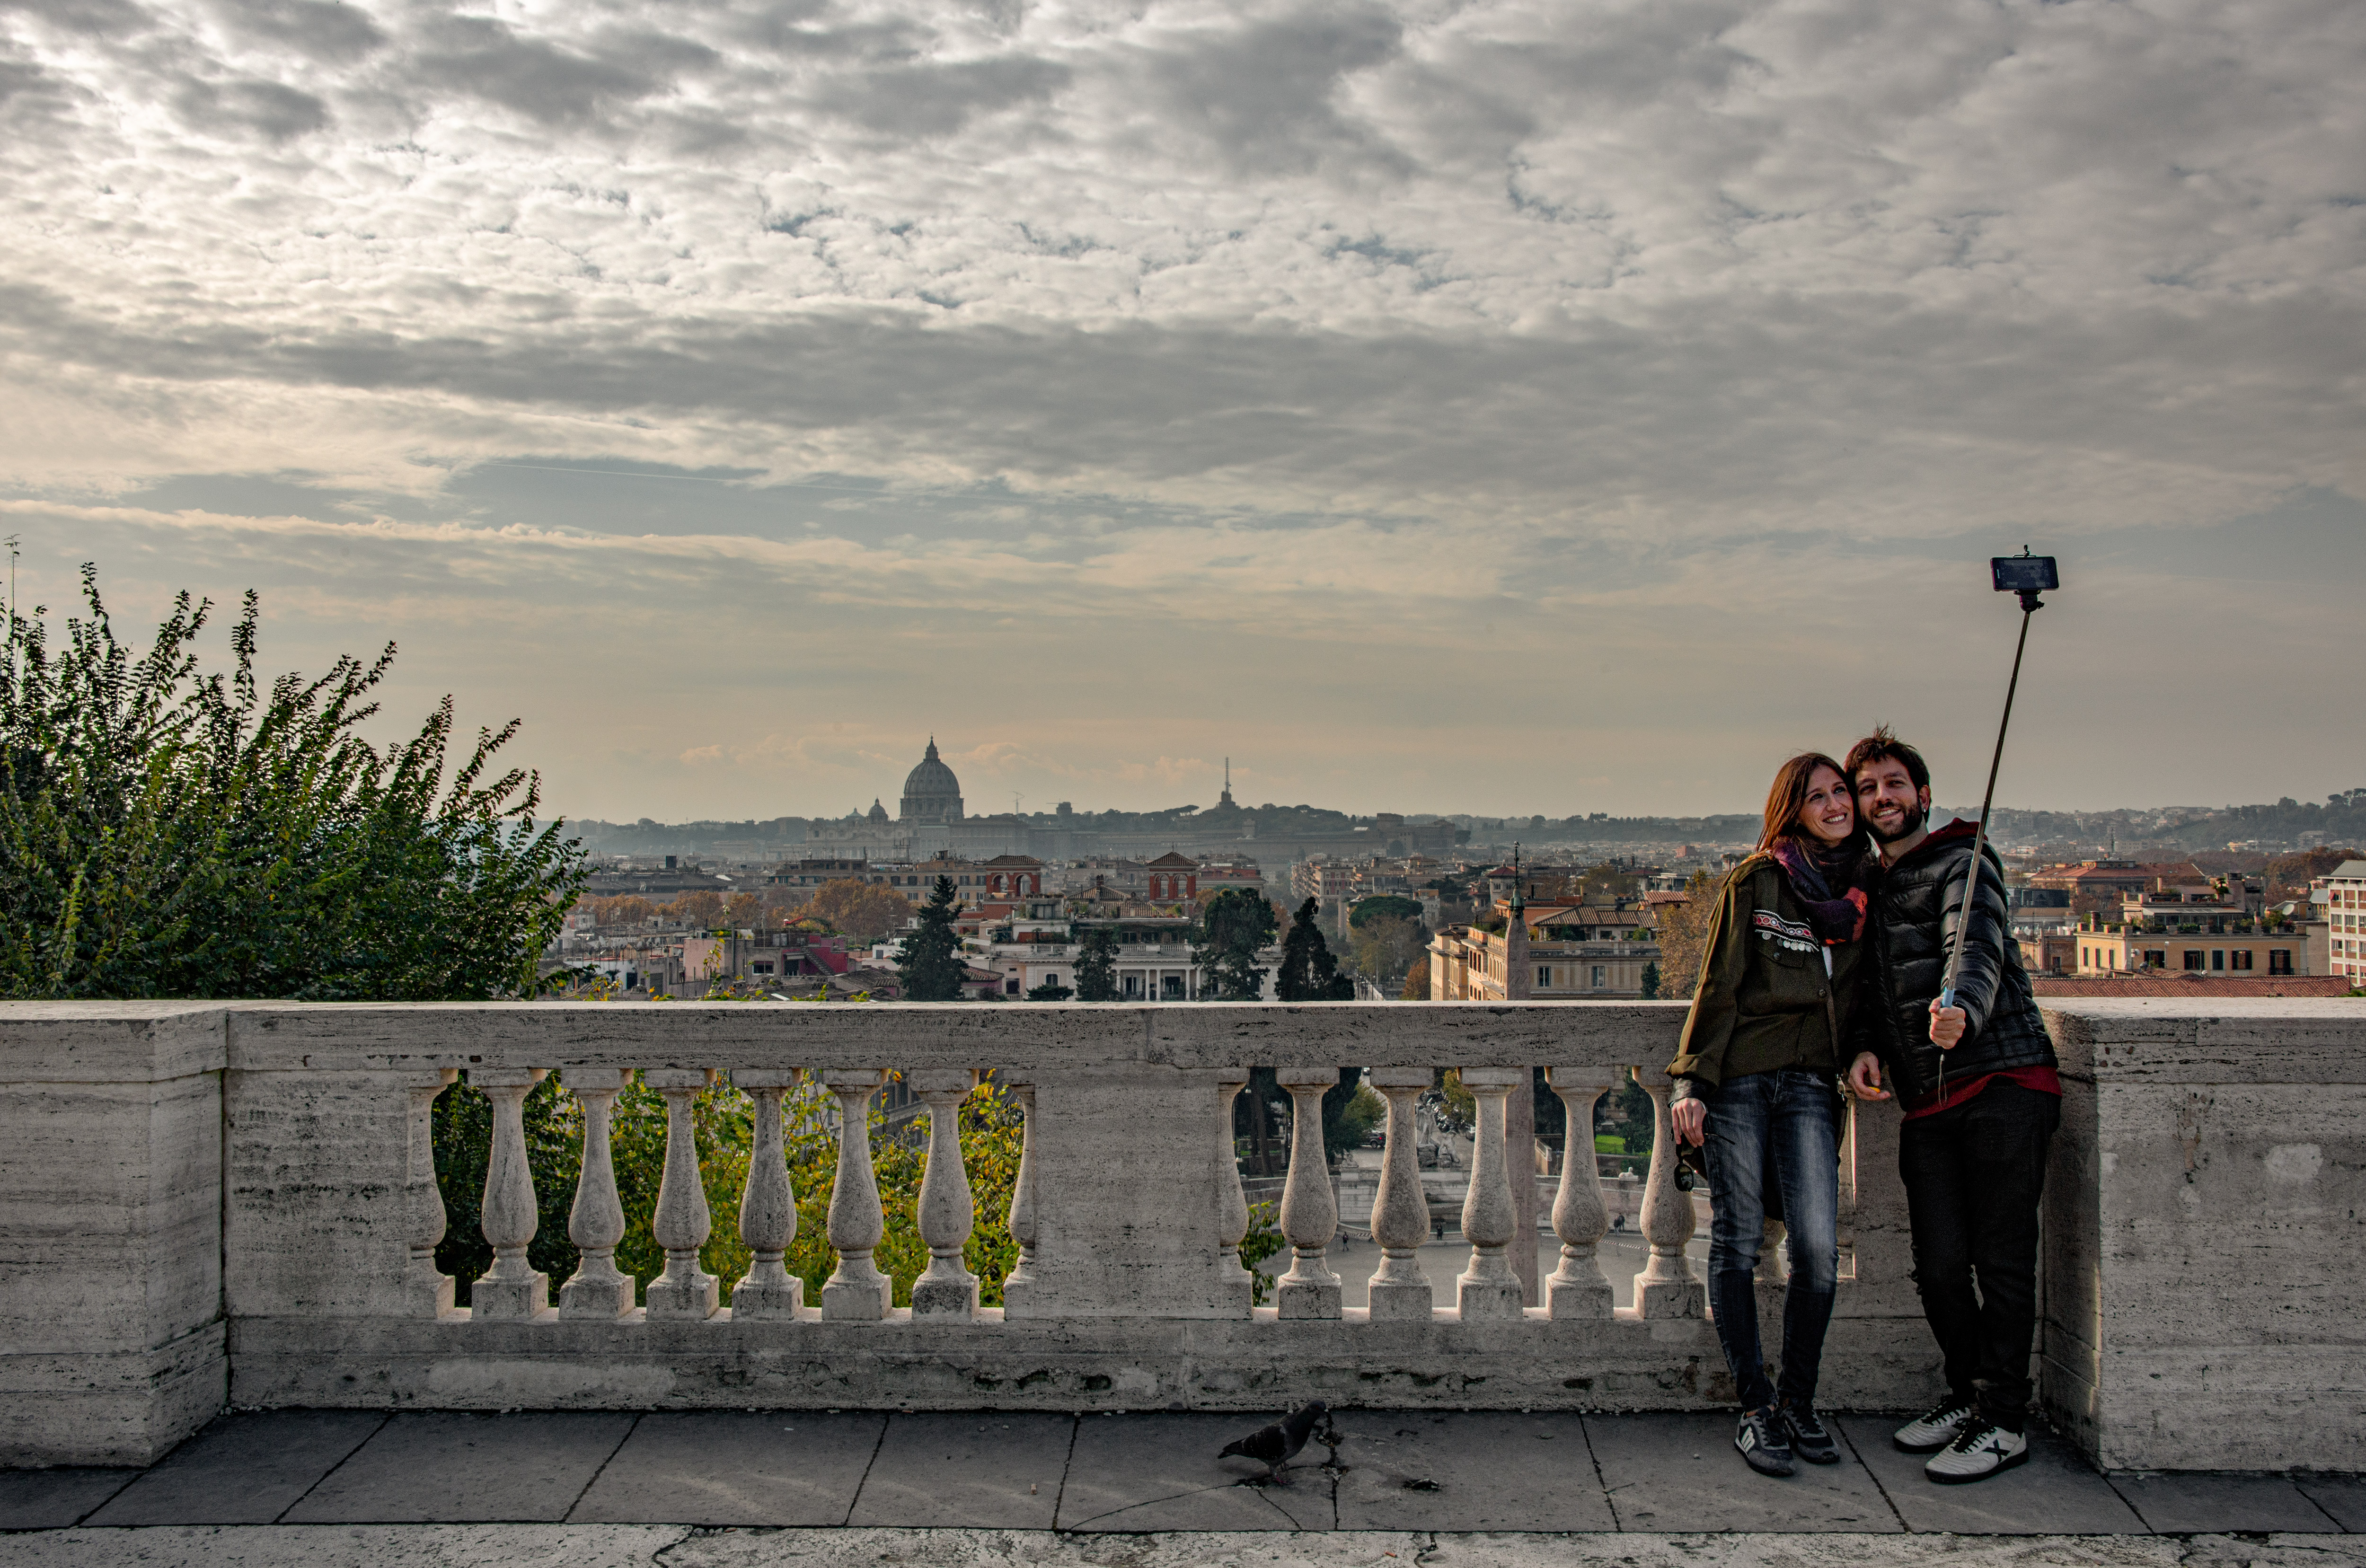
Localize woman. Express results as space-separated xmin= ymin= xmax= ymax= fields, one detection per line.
xmin=1666 ymin=753 xmax=1874 ymax=1479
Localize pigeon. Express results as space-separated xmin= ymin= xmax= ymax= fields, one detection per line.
xmin=1219 ymin=1400 xmax=1331 ymax=1483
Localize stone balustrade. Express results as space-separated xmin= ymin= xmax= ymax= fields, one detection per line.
xmin=4 ymin=998 xmax=2360 ymax=1478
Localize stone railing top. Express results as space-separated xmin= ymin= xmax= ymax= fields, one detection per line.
xmin=2 ymin=997 xmax=2359 ymax=1082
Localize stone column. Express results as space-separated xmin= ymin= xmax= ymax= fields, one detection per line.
xmin=558 ymin=1067 xmax=636 ymax=1319
xmin=472 ymin=1068 xmax=549 ymax=1319
xmin=1273 ymin=1066 xmax=1342 ymax=1318
xmin=1543 ymin=1070 xmax=1614 ymax=1319
xmin=909 ymin=1068 xmax=981 ymax=1319
xmin=1455 ymin=1067 xmax=1525 ymax=1318
xmin=999 ymin=1080 xmax=1039 ymax=1314
xmin=821 ymin=1068 xmax=893 ymax=1319
xmin=643 ymin=1068 xmax=719 ymax=1320
xmin=1631 ymin=1066 xmax=1704 ymax=1318
xmin=1367 ymin=1067 xmax=1434 ymax=1320
xmin=402 ymin=1068 xmax=458 ymax=1317
xmin=731 ymin=1068 xmax=803 ymax=1320
xmin=1507 ymin=1070 xmax=1539 ymax=1305
xmin=1214 ymin=1069 xmax=1255 ymax=1313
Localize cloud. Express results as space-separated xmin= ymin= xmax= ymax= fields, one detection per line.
xmin=0 ymin=0 xmax=2360 ymax=816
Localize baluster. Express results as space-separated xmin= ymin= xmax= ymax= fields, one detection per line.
xmin=1455 ymin=1067 xmax=1525 ymax=1318
xmin=1543 ymin=1070 xmax=1614 ymax=1319
xmin=1214 ymin=1070 xmax=1254 ymax=1310
xmin=1632 ymin=1067 xmax=1704 ymax=1318
xmin=558 ymin=1067 xmax=636 ymax=1319
xmin=472 ymin=1068 xmax=549 ymax=1319
xmin=402 ymin=1069 xmax=458 ymax=1317
xmin=643 ymin=1068 xmax=719 ymax=1320
xmin=821 ymin=1068 xmax=892 ymax=1319
xmin=1000 ymin=1079 xmax=1039 ymax=1315
xmin=1366 ymin=1067 xmax=1434 ymax=1320
xmin=731 ymin=1069 xmax=803 ymax=1320
xmin=1273 ymin=1066 xmax=1342 ymax=1318
xmin=909 ymin=1069 xmax=981 ymax=1318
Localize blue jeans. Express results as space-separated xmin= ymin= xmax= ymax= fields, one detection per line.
xmin=1701 ymin=1068 xmax=1842 ymax=1413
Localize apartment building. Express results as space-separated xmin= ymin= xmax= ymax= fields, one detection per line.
xmin=2323 ymin=860 xmax=2366 ymax=982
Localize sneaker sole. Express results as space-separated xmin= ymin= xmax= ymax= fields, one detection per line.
xmin=1738 ymin=1449 xmax=1796 ymax=1478
xmin=1792 ymin=1444 xmax=1841 ymax=1465
xmin=1928 ymin=1445 xmax=2031 ymax=1485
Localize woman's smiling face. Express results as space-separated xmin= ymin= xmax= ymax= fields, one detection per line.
xmin=1799 ymin=764 xmax=1856 ymax=847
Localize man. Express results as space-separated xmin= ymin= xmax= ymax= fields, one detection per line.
xmin=1843 ymin=726 xmax=2060 ymax=1484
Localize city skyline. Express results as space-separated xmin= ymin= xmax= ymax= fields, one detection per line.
xmin=1 ymin=0 xmax=2358 ymax=819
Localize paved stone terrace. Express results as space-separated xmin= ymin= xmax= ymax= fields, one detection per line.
xmin=3 ymin=1409 xmax=2361 ymax=1556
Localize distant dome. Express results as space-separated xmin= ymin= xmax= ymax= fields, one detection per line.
xmin=867 ymin=798 xmax=889 ymax=824
xmin=899 ymin=738 xmax=964 ymax=824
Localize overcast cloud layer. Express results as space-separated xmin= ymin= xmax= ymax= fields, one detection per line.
xmin=1 ymin=0 xmax=2360 ymax=819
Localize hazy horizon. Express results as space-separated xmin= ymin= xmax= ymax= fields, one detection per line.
xmin=3 ymin=0 xmax=2358 ymax=820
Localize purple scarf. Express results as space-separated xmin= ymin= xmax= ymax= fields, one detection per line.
xmin=1770 ymin=837 xmax=1872 ymax=944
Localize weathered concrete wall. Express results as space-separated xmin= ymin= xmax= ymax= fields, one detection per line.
xmin=0 ymin=1005 xmax=228 ymax=1466
xmin=2041 ymin=998 xmax=2366 ymax=1472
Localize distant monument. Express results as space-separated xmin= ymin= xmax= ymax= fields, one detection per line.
xmin=899 ymin=738 xmax=965 ymax=826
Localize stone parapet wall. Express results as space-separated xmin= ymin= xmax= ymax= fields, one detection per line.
xmin=2040 ymin=998 xmax=2366 ymax=1472
xmin=9 ymin=997 xmax=2362 ymax=1474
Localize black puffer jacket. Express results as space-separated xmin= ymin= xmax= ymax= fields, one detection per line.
xmin=1850 ymin=819 xmax=2054 ymax=1104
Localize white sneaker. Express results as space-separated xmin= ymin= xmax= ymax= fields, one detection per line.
xmin=1925 ymin=1419 xmax=2029 ymax=1483
xmin=1892 ymin=1399 xmax=1974 ymax=1453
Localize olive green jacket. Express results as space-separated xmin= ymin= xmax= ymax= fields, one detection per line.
xmin=1665 ymin=854 xmax=1866 ymax=1091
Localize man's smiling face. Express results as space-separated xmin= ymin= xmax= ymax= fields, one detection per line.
xmin=1854 ymin=758 xmax=1930 ymax=846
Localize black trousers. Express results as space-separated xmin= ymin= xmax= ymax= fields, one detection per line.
xmin=1897 ymin=1082 xmax=2059 ymax=1431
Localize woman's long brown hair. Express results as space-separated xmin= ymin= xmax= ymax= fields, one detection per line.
xmin=1757 ymin=752 xmax=1853 ymax=852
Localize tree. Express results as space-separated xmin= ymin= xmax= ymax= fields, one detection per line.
xmin=1350 ymin=894 xmax=1423 ymax=928
xmin=1640 ymin=960 xmax=1662 ymax=1000
xmin=1349 ymin=912 xmax=1427 ymax=980
xmin=661 ymin=890 xmax=726 ymax=927
xmin=1194 ymin=887 xmax=1278 ymax=999
xmin=897 ymin=875 xmax=966 ymax=1001
xmin=1321 ymin=1072 xmax=1385 ymax=1162
xmin=1651 ymin=870 xmax=1722 ymax=1002
xmin=1276 ymin=897 xmax=1356 ymax=1001
xmin=1401 ymin=954 xmax=1430 ymax=1000
xmin=1025 ymin=977 xmax=1074 ymax=1000
xmin=0 ymin=564 xmax=581 ymax=1000
xmin=806 ymin=878 xmax=917 ymax=943
xmin=1073 ymin=926 xmax=1118 ymax=1001
xmin=589 ymin=894 xmax=653 ymax=927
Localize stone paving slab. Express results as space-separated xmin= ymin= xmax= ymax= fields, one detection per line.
xmin=2303 ymin=1476 xmax=2366 ymax=1531
xmin=1055 ymin=1412 xmax=1331 ymax=1532
xmin=848 ymin=1412 xmax=1070 ymax=1529
xmin=0 ymin=1525 xmax=2304 ymax=1568
xmin=571 ymin=1411 xmax=883 ymax=1527
xmin=282 ymin=1412 xmax=637 ymax=1524
xmin=2108 ymin=1471 xmax=2343 ymax=1534
xmin=1585 ymin=1411 xmax=1902 ymax=1532
xmin=1832 ymin=1414 xmax=2148 ymax=1534
xmin=0 ymin=1473 xmax=133 ymax=1532
xmin=84 ymin=1411 xmax=385 ymax=1527
xmin=1333 ymin=1411 xmax=1615 ymax=1532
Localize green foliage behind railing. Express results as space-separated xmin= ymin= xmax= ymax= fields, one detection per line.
xmin=434 ymin=1071 xmax=1025 ymax=1310
xmin=0 ymin=562 xmax=581 ymax=999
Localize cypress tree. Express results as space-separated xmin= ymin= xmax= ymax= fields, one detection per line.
xmin=897 ymin=874 xmax=967 ymax=1001
xmin=1073 ymin=925 xmax=1118 ymax=1001
xmin=1276 ymin=897 xmax=1355 ymax=1001
xmin=1193 ymin=887 xmax=1277 ymax=1000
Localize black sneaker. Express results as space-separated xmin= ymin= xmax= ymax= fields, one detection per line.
xmin=1734 ymin=1409 xmax=1795 ymax=1477
xmin=1892 ymin=1398 xmax=1974 ymax=1453
xmin=1783 ymin=1403 xmax=1840 ymax=1464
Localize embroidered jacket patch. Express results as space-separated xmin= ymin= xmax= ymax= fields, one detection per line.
xmin=1751 ymin=908 xmax=1819 ymax=954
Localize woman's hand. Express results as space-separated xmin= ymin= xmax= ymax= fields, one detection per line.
xmin=1847 ymin=1052 xmax=1888 ymax=1100
xmin=1671 ymin=1096 xmax=1707 ymax=1146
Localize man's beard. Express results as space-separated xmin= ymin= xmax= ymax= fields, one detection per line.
xmin=1867 ymin=800 xmax=1927 ymax=845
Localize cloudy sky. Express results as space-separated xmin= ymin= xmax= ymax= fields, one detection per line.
xmin=1 ymin=0 xmax=2359 ymax=821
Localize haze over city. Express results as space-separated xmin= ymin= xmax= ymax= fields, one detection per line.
xmin=2 ymin=0 xmax=2359 ymax=819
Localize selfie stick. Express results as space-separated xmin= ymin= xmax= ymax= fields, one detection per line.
xmin=1938 ymin=550 xmax=2057 ymax=1013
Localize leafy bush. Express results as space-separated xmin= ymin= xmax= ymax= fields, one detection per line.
xmin=0 ymin=565 xmax=580 ymax=998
